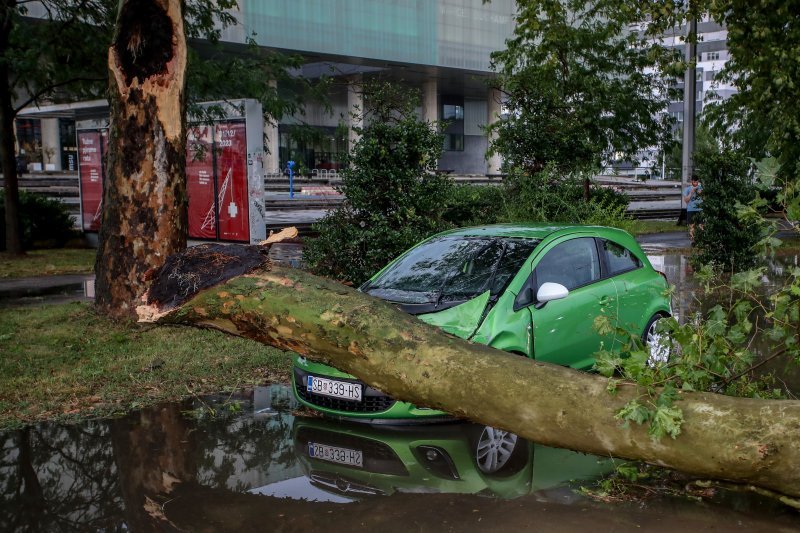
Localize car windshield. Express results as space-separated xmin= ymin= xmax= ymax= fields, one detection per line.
xmin=363 ymin=236 xmax=539 ymax=305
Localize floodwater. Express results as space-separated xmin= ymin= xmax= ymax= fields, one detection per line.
xmin=1 ymin=385 xmax=797 ymax=532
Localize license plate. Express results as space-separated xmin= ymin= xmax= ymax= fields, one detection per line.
xmin=308 ymin=442 xmax=363 ymax=467
xmin=307 ymin=376 xmax=362 ymax=401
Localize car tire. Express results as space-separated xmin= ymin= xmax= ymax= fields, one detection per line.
xmin=643 ymin=314 xmax=670 ymax=366
xmin=468 ymin=425 xmax=528 ymax=477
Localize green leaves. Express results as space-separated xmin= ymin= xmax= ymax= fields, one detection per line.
xmin=692 ymin=149 xmax=767 ymax=270
xmin=488 ymin=0 xmax=676 ymax=176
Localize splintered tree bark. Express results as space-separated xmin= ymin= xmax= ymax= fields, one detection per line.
xmin=138 ymin=244 xmax=800 ymax=501
xmin=95 ymin=0 xmax=187 ymax=317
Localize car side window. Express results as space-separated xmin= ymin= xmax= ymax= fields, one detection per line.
xmin=602 ymin=240 xmax=641 ymax=276
xmin=534 ymin=238 xmax=600 ymax=291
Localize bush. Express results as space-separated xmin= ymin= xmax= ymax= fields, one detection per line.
xmin=500 ymin=166 xmax=633 ymax=230
xmin=441 ymin=184 xmax=506 ymax=227
xmin=0 ymin=190 xmax=76 ymax=251
xmin=692 ymin=150 xmax=764 ymax=269
xmin=304 ymin=82 xmax=450 ymax=285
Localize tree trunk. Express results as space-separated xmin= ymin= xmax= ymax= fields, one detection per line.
xmin=95 ymin=0 xmax=187 ymax=318
xmin=137 ymin=244 xmax=800 ymax=501
xmin=0 ymin=0 xmax=22 ymax=255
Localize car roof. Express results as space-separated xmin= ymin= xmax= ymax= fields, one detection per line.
xmin=432 ymin=224 xmax=633 ymax=241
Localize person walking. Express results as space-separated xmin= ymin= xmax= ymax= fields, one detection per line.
xmin=683 ymin=175 xmax=703 ymax=240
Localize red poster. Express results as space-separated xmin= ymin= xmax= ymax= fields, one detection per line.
xmin=78 ymin=131 xmax=103 ymax=232
xmin=186 ymin=126 xmax=217 ymax=239
xmin=214 ymin=121 xmax=249 ymax=242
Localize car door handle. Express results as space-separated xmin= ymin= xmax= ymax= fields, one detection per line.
xmin=599 ymin=296 xmax=613 ymax=305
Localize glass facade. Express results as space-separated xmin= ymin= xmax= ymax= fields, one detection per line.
xmin=442 ymin=96 xmax=465 ymax=151
xmin=240 ymin=0 xmax=515 ymax=71
xmin=279 ymin=125 xmax=348 ymax=175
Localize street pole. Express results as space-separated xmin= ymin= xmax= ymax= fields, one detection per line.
xmin=680 ymin=12 xmax=697 ymax=219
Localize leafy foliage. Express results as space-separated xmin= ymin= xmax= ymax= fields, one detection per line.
xmin=441 ymin=183 xmax=506 ymax=227
xmin=304 ymin=82 xmax=451 ymax=285
xmin=691 ymin=149 xmax=765 ymax=269
xmin=501 ymin=166 xmax=634 ymax=230
xmin=639 ymin=0 xmax=800 ymax=182
xmin=0 ymin=190 xmax=75 ymax=250
xmin=488 ymin=0 xmax=677 ymax=175
xmin=596 ymin=259 xmax=795 ymax=441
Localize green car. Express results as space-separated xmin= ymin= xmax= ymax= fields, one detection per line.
xmin=293 ymin=224 xmax=671 ymax=422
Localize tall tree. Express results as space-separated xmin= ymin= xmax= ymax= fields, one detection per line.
xmin=488 ymin=0 xmax=677 ymax=177
xmin=637 ymin=0 xmax=800 ymax=181
xmin=0 ymin=1 xmax=113 ymax=255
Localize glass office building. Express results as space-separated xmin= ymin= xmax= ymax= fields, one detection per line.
xmin=17 ymin=0 xmax=516 ymax=175
xmin=225 ymin=0 xmax=517 ymax=174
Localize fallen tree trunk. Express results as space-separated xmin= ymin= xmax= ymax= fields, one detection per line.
xmin=138 ymin=244 xmax=800 ymax=500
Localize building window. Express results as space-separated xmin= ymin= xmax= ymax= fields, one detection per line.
xmin=15 ymin=118 xmax=41 ymax=158
xmin=444 ymin=133 xmax=464 ymax=151
xmin=706 ymin=52 xmax=720 ymax=61
xmin=705 ymin=70 xmax=718 ymax=81
xmin=441 ymin=96 xmax=464 ymax=152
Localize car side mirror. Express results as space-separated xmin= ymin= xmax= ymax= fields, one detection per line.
xmin=513 ymin=273 xmax=536 ymax=311
xmin=534 ymin=282 xmax=569 ymax=309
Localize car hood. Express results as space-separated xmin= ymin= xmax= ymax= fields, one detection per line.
xmin=416 ymin=290 xmax=490 ymax=340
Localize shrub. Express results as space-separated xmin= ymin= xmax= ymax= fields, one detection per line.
xmin=501 ymin=166 xmax=632 ymax=229
xmin=692 ymin=150 xmax=764 ymax=269
xmin=304 ymin=82 xmax=451 ymax=285
xmin=0 ymin=190 xmax=76 ymax=251
xmin=441 ymin=183 xmax=506 ymax=227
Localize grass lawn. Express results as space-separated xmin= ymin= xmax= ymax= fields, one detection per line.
xmin=0 ymin=248 xmax=96 ymax=278
xmin=0 ymin=302 xmax=293 ymax=429
xmin=628 ymin=220 xmax=684 ymax=235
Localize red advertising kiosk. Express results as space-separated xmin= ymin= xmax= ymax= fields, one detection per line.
xmin=77 ymin=99 xmax=266 ymax=245
xmin=76 ymin=126 xmax=109 ymax=234
xmin=186 ymin=99 xmax=266 ymax=243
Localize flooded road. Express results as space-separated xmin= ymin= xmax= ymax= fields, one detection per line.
xmin=1 ymin=385 xmax=797 ymax=532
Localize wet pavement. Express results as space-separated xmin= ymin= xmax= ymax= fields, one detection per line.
xmin=1 ymin=385 xmax=797 ymax=532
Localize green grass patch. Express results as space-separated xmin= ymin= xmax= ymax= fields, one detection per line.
xmin=628 ymin=220 xmax=684 ymax=235
xmin=0 ymin=248 xmax=96 ymax=278
xmin=0 ymin=302 xmax=293 ymax=428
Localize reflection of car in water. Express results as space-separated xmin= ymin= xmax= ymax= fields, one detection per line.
xmin=293 ymin=224 xmax=672 ymax=422
xmin=293 ymin=417 xmax=614 ymax=500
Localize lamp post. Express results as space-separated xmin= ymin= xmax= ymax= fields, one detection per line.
xmin=681 ymin=10 xmax=697 ymax=221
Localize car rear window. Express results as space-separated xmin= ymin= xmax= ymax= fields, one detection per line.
xmin=364 ymin=236 xmax=539 ymax=305
xmin=602 ymin=240 xmax=641 ymax=276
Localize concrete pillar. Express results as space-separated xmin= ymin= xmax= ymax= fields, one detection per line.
xmin=487 ymin=87 xmax=503 ymax=176
xmin=422 ymin=79 xmax=438 ymax=125
xmin=347 ymin=74 xmax=363 ymax=151
xmin=264 ymin=80 xmax=280 ymax=175
xmin=40 ymin=118 xmax=61 ymax=171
